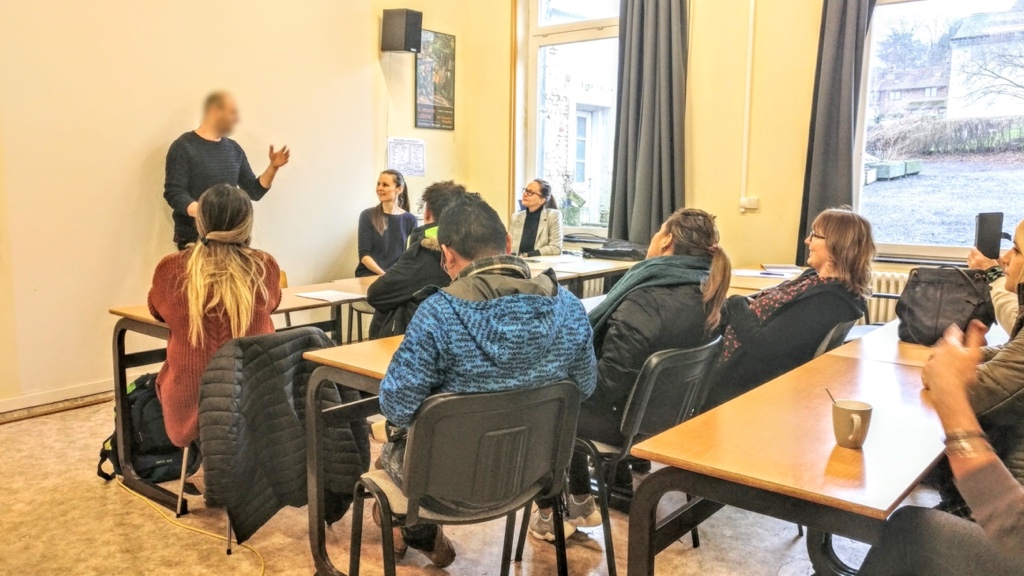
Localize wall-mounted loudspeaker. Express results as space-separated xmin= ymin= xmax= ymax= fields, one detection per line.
xmin=381 ymin=9 xmax=423 ymax=53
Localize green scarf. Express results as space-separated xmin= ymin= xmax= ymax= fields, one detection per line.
xmin=589 ymin=255 xmax=712 ymax=348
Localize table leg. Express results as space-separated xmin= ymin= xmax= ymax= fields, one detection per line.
xmin=570 ymin=278 xmax=584 ymax=297
xmin=331 ymin=303 xmax=343 ymax=344
xmin=307 ymin=367 xmax=382 ymax=576
xmin=806 ymin=530 xmax=860 ymax=576
xmin=112 ymin=319 xmax=178 ymax=511
xmin=627 ymin=467 xmax=724 ymax=576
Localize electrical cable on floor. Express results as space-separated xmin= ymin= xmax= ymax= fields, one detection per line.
xmin=116 ymin=479 xmax=266 ymax=576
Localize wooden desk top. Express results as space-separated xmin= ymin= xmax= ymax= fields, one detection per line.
xmin=552 ymin=258 xmax=635 ymax=277
xmin=303 ymin=336 xmax=403 ymax=380
xmin=728 ymin=270 xmax=793 ymax=296
xmin=277 ymin=282 xmax=369 ymax=312
xmin=109 ymin=304 xmax=169 ymax=327
xmin=829 ymin=321 xmax=1010 ymax=367
xmin=632 ymin=354 xmax=944 ymax=520
xmin=525 ymin=266 xmax=581 ymax=282
xmin=111 ymin=278 xmax=377 ymax=326
xmin=332 ymin=276 xmax=378 ymax=294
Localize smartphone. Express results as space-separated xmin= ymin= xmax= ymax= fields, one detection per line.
xmin=976 ymin=212 xmax=1004 ymax=260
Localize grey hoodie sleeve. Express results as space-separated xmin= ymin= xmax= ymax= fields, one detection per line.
xmin=955 ymin=461 xmax=1024 ymax=561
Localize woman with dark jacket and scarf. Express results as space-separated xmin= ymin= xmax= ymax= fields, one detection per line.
xmin=705 ymin=208 xmax=873 ymax=410
xmin=530 ymin=208 xmax=733 ymax=541
xmin=366 ymin=181 xmax=468 ymax=338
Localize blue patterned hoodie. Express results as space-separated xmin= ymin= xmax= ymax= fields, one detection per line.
xmin=379 ymin=256 xmax=597 ymax=427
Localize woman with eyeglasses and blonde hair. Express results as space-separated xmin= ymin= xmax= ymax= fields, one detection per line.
xmin=705 ymin=207 xmax=873 ymax=409
xmin=510 ymin=178 xmax=563 ymax=257
xmin=148 ymin=184 xmax=282 ymax=447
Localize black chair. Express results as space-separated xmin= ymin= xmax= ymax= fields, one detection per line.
xmin=348 ymin=301 xmax=375 ymax=343
xmin=813 ymin=319 xmax=859 ymax=357
xmin=350 ymin=381 xmax=582 ymax=576
xmin=515 ymin=337 xmax=723 ymax=576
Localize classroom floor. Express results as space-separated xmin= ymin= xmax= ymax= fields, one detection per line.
xmin=0 ymin=403 xmax=939 ymax=576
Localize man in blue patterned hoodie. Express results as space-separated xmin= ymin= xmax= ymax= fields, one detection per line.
xmin=377 ymin=194 xmax=596 ymax=567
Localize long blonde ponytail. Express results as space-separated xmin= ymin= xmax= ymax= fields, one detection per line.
xmin=184 ymin=185 xmax=269 ymax=346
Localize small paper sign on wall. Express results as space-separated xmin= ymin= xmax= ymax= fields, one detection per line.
xmin=387 ymin=138 xmax=426 ymax=177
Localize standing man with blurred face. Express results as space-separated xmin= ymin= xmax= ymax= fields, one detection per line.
xmin=163 ymin=91 xmax=291 ymax=249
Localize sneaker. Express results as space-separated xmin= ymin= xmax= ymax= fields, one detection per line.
xmin=566 ymin=494 xmax=603 ymax=528
xmin=528 ymin=508 xmax=577 ymax=542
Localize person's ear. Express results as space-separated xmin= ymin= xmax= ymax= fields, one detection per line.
xmin=506 ymin=234 xmax=513 ymax=255
xmin=423 ymin=206 xmax=434 ymax=223
xmin=659 ymin=234 xmax=673 ymax=255
xmin=440 ymin=245 xmax=453 ymax=269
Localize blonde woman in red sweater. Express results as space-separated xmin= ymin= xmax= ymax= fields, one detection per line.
xmin=148 ymin=184 xmax=282 ymax=447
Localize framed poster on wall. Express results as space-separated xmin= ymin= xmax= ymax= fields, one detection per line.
xmin=415 ymin=30 xmax=455 ymax=130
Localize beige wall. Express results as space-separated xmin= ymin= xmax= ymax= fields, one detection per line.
xmin=375 ymin=0 xmax=513 ymax=216
xmin=0 ymin=0 xmax=514 ymax=410
xmin=687 ymin=0 xmax=824 ymax=267
xmin=0 ymin=0 xmax=826 ymax=409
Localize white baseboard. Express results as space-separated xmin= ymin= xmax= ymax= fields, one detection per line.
xmin=0 ymin=368 xmax=151 ymax=414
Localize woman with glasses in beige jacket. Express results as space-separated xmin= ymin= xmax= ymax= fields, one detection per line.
xmin=510 ymin=179 xmax=563 ymax=257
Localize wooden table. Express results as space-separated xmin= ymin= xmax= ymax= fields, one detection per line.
xmin=107 ymin=278 xmax=376 ymax=513
xmin=525 ymin=255 xmax=635 ymax=296
xmin=578 ymin=270 xmax=795 ymax=314
xmin=304 ymin=337 xmax=403 ymax=576
xmin=628 ymin=351 xmax=946 ymax=575
xmin=728 ymin=269 xmax=798 ymax=297
xmin=829 ymin=320 xmax=1009 ymax=368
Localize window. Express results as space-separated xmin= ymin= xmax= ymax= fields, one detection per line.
xmin=575 ymin=112 xmax=590 ymax=183
xmin=859 ymin=0 xmax=1024 ymax=258
xmin=526 ymin=1 xmax=620 ymax=229
xmin=539 ymin=0 xmax=619 ymax=27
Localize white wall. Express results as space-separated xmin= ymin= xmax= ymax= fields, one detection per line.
xmin=0 ymin=0 xmax=515 ymax=411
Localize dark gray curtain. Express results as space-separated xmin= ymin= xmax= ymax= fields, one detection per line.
xmin=608 ymin=0 xmax=688 ymax=244
xmin=796 ymin=0 xmax=876 ymax=263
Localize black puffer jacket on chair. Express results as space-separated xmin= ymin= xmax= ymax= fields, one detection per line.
xmin=198 ymin=327 xmax=370 ymax=543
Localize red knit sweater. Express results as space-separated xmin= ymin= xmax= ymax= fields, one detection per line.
xmin=147 ymin=249 xmax=282 ymax=447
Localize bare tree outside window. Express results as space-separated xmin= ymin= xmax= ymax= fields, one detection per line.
xmin=860 ymin=0 xmax=1024 ymax=249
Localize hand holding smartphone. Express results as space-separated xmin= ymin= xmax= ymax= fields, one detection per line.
xmin=975 ymin=212 xmax=1004 ymax=260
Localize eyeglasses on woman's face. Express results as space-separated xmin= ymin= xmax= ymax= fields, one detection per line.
xmin=521 ymin=188 xmax=540 ymax=199
xmin=807 ymin=231 xmax=826 ymax=242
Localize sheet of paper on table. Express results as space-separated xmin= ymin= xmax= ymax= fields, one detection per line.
xmin=523 ymin=256 xmax=581 ymax=264
xmin=761 ymin=263 xmax=802 ymax=273
xmin=732 ymin=269 xmax=797 ymax=278
xmin=295 ymin=291 xmax=366 ymax=303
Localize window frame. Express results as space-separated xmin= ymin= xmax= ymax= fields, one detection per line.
xmin=521 ymin=1 xmax=620 ymax=232
xmin=855 ymin=0 xmax=974 ymax=262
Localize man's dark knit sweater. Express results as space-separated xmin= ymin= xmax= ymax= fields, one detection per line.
xmin=163 ymin=131 xmax=269 ymax=246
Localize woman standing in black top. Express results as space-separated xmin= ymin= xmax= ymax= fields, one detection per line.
xmin=356 ymin=170 xmax=419 ymax=277
xmin=705 ymin=208 xmax=874 ymax=409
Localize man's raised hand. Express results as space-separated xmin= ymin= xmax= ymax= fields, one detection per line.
xmin=269 ymin=145 xmax=291 ymax=169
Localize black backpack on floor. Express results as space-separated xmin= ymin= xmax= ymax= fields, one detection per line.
xmin=96 ymin=374 xmax=200 ymax=483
